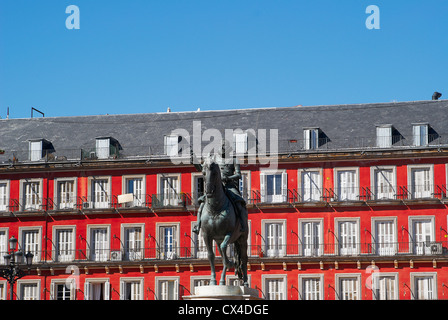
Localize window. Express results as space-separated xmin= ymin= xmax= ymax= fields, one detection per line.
xmin=53 ymin=227 xmax=75 ymax=262
xmin=29 ymin=140 xmax=43 ymax=161
xmin=55 ymin=179 xmax=76 ymax=210
xmin=192 ymin=223 xmax=209 ymax=259
xmin=372 ymin=167 xmax=395 ymax=200
xmin=299 ymin=219 xmax=323 ymax=257
xmin=157 ymin=223 xmax=179 ymax=259
xmin=408 ymin=165 xmax=433 ymax=199
xmin=303 ymin=128 xmax=319 ymax=150
xmin=18 ymin=280 xmax=40 ymax=300
xmin=373 ymin=218 xmax=396 ymax=256
xmin=0 ymin=181 xmax=9 ymax=212
xmin=88 ymin=226 xmax=110 ymax=262
xmin=51 ymin=279 xmax=76 ymax=300
xmin=156 ymin=277 xmax=179 ymax=300
xmin=373 ymin=274 xmax=398 ymax=300
xmin=336 ymin=275 xmax=361 ymax=300
xmin=192 ymin=277 xmax=211 ymax=294
xmin=411 ymin=273 xmax=437 ymax=300
xmin=298 ymin=169 xmax=322 ymax=202
xmin=123 ymin=176 xmax=144 ymax=207
xmin=299 ymin=275 xmax=324 ymax=300
xmin=335 ymin=168 xmax=358 ymax=201
xmin=260 ymin=171 xmax=287 ymax=203
xmin=0 ymin=281 xmax=6 ymax=300
xmin=164 ymin=135 xmax=180 ymax=157
xmin=410 ymin=217 xmax=435 ymax=255
xmin=233 ymin=132 xmax=248 ymax=154
xmin=120 ymin=278 xmax=143 ymax=300
xmin=337 ymin=219 xmax=359 ymax=256
xmin=158 ymin=174 xmax=181 ymax=206
xmin=192 ymin=173 xmax=205 ymax=206
xmin=239 ymin=171 xmax=251 ymax=202
xmin=263 ymin=220 xmax=286 ymax=257
xmin=90 ymin=177 xmax=110 ymax=208
xmin=122 ymin=224 xmax=144 ymax=261
xmin=20 ymin=227 xmax=41 ymax=262
xmin=0 ymin=229 xmax=8 ymax=265
xmin=21 ymin=179 xmax=42 ymax=211
xmin=376 ymin=125 xmax=392 ymax=147
xmin=262 ymin=275 xmax=286 ymax=300
xmin=413 ymin=124 xmax=429 ymax=146
xmin=84 ymin=279 xmax=110 ymax=300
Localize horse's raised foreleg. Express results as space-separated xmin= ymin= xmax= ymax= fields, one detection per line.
xmin=204 ymin=235 xmax=217 ymax=285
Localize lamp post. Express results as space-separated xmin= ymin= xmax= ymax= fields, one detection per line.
xmin=0 ymin=236 xmax=34 ymax=300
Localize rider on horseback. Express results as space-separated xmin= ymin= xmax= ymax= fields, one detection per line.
xmin=192 ymin=140 xmax=248 ymax=234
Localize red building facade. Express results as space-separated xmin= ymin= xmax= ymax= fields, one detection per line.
xmin=1 ymin=100 xmax=448 ymax=300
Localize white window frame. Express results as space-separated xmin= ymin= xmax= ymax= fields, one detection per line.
xmin=412 ymin=123 xmax=429 ymax=146
xmin=260 ymin=169 xmax=287 ymax=203
xmin=371 ymin=272 xmax=399 ymax=300
xmin=18 ymin=226 xmax=42 ymax=263
xmin=407 ymin=164 xmax=434 ymax=199
xmin=298 ymin=168 xmax=323 ymax=202
xmin=164 ymin=135 xmax=179 ymax=157
xmin=298 ymin=218 xmax=324 ymax=257
xmin=303 ymin=128 xmax=319 ymax=150
xmin=0 ymin=228 xmax=9 ymax=265
xmin=371 ymin=217 xmax=397 ymax=256
xmin=122 ymin=175 xmax=146 ymax=207
xmin=95 ymin=137 xmax=110 ymax=159
xmin=0 ymin=180 xmax=10 ymax=212
xmin=261 ymin=274 xmax=287 ymax=300
xmin=233 ymin=131 xmax=248 ymax=155
xmin=410 ymin=272 xmax=437 ymax=300
xmin=0 ymin=280 xmax=7 ymax=300
xmin=86 ymin=225 xmax=111 ymax=262
xmin=84 ymin=278 xmax=110 ymax=300
xmin=335 ymin=274 xmax=361 ymax=300
xmin=54 ymin=177 xmax=77 ymax=210
xmin=239 ymin=170 xmax=251 ymax=202
xmin=370 ymin=166 xmax=396 ymax=200
xmin=29 ymin=140 xmax=43 ymax=161
xmin=156 ymin=222 xmax=180 ymax=260
xmin=50 ymin=278 xmax=76 ymax=300
xmin=408 ymin=216 xmax=435 ymax=255
xmin=155 ymin=276 xmax=179 ymax=300
xmin=157 ymin=173 xmax=181 ymax=206
xmin=376 ymin=125 xmax=392 ymax=148
xmin=335 ymin=218 xmax=360 ymax=256
xmin=262 ymin=219 xmax=286 ymax=257
xmin=88 ymin=176 xmax=111 ymax=209
xmin=334 ymin=167 xmax=359 ymax=201
xmin=52 ymin=225 xmax=76 ymax=262
xmin=121 ymin=223 xmax=145 ymax=261
xmin=298 ymin=274 xmax=324 ymax=300
xmin=20 ymin=178 xmax=43 ymax=211
xmin=120 ymin=277 xmax=144 ymax=300
xmin=17 ymin=279 xmax=41 ymax=300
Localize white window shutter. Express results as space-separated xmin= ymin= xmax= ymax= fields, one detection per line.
xmin=104 ymin=281 xmax=110 ymax=300
xmin=50 ymin=282 xmax=55 ymax=300
xmin=260 ymin=173 xmax=266 ymax=203
xmin=303 ymin=130 xmax=310 ymax=150
xmin=281 ymin=172 xmax=288 ymax=202
xmin=413 ymin=125 xmax=420 ymax=146
xmin=84 ymin=282 xmax=90 ymax=300
xmin=70 ymin=279 xmax=76 ymax=300
xmin=120 ymin=281 xmax=125 ymax=300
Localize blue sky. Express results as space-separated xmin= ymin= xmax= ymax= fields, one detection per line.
xmin=0 ymin=0 xmax=447 ymax=119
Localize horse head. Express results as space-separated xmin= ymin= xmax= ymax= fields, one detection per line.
xmin=202 ymin=154 xmax=222 ymax=198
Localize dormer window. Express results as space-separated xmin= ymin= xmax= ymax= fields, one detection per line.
xmin=233 ymin=132 xmax=248 ymax=155
xmin=95 ymin=137 xmax=120 ymax=159
xmin=164 ymin=135 xmax=181 ymax=157
xmin=303 ymin=128 xmax=319 ymax=150
xmin=29 ymin=139 xmax=53 ymax=161
xmin=412 ymin=123 xmax=429 ymax=146
xmin=376 ymin=125 xmax=393 ymax=148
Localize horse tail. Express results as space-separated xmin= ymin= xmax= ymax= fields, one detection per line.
xmin=233 ymin=241 xmax=244 ymax=280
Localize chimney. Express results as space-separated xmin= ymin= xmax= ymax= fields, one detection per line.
xmin=432 ymin=92 xmax=442 ymax=100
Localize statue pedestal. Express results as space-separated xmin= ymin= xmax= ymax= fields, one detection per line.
xmin=183 ymin=285 xmax=263 ymax=300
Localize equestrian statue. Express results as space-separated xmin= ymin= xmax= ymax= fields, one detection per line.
xmin=191 ymin=140 xmax=249 ymax=287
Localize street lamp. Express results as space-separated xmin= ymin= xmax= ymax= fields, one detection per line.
xmin=0 ymin=236 xmax=34 ymax=300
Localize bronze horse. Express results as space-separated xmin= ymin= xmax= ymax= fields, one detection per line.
xmin=200 ymin=156 xmax=249 ymax=286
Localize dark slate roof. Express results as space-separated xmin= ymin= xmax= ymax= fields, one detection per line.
xmin=1 ymin=99 xmax=447 ymax=164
